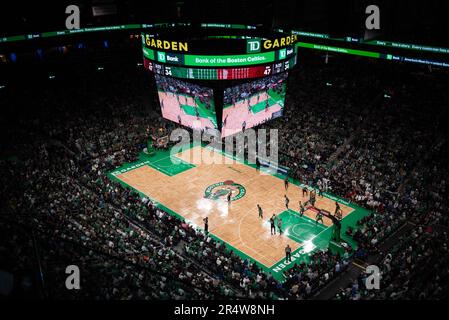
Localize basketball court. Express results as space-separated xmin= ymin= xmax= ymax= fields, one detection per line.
xmin=109 ymin=144 xmax=370 ymax=280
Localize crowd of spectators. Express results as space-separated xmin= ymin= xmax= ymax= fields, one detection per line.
xmin=336 ymin=226 xmax=449 ymax=300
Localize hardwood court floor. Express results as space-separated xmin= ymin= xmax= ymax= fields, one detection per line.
xmin=116 ymin=146 xmax=353 ymax=268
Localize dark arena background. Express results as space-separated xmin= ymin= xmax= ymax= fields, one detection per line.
xmin=0 ymin=0 xmax=449 ymax=312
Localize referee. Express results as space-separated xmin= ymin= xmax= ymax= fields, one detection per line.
xmin=284 ymin=176 xmax=289 ymax=190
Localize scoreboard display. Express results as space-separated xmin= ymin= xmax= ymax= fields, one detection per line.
xmin=143 ymin=55 xmax=296 ymax=80
xmin=140 ymin=23 xmax=296 ymax=137
xmin=141 ymin=28 xmax=297 ymax=81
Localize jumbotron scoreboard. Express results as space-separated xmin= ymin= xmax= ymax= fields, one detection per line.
xmin=141 ymin=23 xmax=298 ymax=136
xmin=141 ymin=23 xmax=298 ymax=80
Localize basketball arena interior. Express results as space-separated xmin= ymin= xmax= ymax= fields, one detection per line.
xmin=1 ymin=0 xmax=449 ymax=309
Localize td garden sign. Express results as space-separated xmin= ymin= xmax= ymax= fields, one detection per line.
xmin=143 ymin=34 xmax=298 ymax=54
xmin=247 ymin=35 xmax=298 ymax=53
xmin=145 ymin=35 xmax=189 ymax=52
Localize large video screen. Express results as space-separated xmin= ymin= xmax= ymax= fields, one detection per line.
xmin=155 ymin=74 xmax=217 ymax=133
xmin=221 ymin=73 xmax=288 ymax=137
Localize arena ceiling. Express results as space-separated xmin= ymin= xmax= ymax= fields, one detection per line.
xmin=0 ymin=0 xmax=448 ymax=47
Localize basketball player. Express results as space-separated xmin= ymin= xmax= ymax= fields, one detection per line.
xmin=285 ymin=244 xmax=292 ymax=262
xmin=257 ymin=204 xmax=263 ymax=219
xmin=310 ymin=190 xmax=316 ymax=207
xmin=302 ymin=187 xmax=308 ymax=198
xmin=299 ymin=201 xmax=305 ymax=217
xmin=270 ymin=214 xmax=276 ymax=235
xmin=335 ymin=202 xmax=341 ymax=215
xmin=315 ymin=210 xmax=324 ymax=225
xmin=318 ymin=184 xmax=324 ymax=197
xmin=335 ymin=202 xmax=342 ymax=220
xmin=203 ymin=217 xmax=209 ymax=235
xmin=336 ymin=209 xmax=342 ymax=221
xmin=227 ymin=191 xmax=232 ymax=204
xmin=256 ymin=157 xmax=261 ymax=172
xmin=284 ymin=194 xmax=290 ymax=210
xmin=277 ymin=218 xmax=283 ymax=235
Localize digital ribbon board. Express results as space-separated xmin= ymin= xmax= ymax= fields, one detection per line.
xmin=143 ymin=55 xmax=296 ymax=80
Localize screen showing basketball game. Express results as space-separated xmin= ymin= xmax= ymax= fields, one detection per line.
xmin=155 ymin=74 xmax=218 ymax=133
xmin=221 ymin=72 xmax=288 ymax=137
